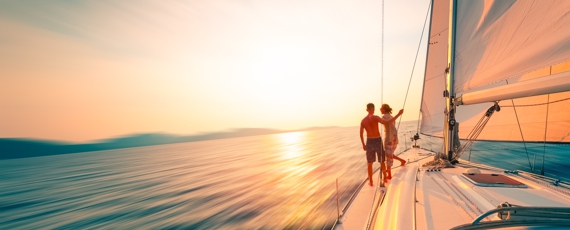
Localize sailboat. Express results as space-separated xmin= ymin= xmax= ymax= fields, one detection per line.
xmin=334 ymin=0 xmax=570 ymax=229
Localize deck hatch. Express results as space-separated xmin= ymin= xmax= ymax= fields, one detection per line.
xmin=461 ymin=173 xmax=527 ymax=188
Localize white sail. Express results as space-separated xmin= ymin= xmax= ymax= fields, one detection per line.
xmin=419 ymin=0 xmax=449 ymax=137
xmin=453 ymin=0 xmax=570 ymax=95
xmin=421 ymin=0 xmax=570 ymax=142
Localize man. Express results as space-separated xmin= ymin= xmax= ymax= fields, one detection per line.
xmin=360 ymin=103 xmax=403 ymax=186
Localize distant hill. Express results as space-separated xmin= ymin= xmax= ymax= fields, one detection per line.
xmin=0 ymin=127 xmax=339 ymax=160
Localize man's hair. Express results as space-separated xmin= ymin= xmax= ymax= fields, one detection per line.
xmin=367 ymin=103 xmax=375 ymax=110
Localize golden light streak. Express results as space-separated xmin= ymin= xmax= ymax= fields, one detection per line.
xmin=278 ymin=132 xmax=305 ymax=160
xmin=388 ymin=183 xmax=403 ymax=230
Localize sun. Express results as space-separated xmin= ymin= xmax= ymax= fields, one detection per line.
xmin=248 ymin=41 xmax=325 ymax=109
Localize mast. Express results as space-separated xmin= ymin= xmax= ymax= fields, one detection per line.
xmin=444 ymin=0 xmax=458 ymax=161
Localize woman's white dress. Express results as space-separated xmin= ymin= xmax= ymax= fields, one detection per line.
xmin=382 ymin=113 xmax=399 ymax=166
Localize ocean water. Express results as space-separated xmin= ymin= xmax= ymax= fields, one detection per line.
xmin=419 ymin=135 xmax=570 ymax=182
xmin=1 ymin=122 xmax=569 ymax=229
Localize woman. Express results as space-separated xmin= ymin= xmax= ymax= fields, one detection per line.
xmin=380 ymin=104 xmax=406 ymax=180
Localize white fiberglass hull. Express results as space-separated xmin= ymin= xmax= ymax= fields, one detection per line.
xmin=335 ymin=148 xmax=570 ymax=230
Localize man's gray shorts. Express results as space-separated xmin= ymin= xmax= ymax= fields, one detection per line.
xmin=366 ymin=138 xmax=385 ymax=163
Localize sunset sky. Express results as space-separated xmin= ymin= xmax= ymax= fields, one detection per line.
xmin=1 ymin=0 xmax=431 ymax=142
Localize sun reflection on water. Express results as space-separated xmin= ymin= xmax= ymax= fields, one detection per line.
xmin=273 ymin=131 xmax=315 ymax=193
xmin=278 ymin=131 xmax=306 ymax=160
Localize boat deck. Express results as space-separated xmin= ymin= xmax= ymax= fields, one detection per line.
xmin=335 ymin=148 xmax=570 ymax=230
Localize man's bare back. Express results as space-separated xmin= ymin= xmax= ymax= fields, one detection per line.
xmin=361 ymin=115 xmax=381 ymax=138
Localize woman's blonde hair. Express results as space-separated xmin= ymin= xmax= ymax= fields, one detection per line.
xmin=381 ymin=104 xmax=392 ymax=114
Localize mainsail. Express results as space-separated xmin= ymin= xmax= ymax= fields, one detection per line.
xmin=421 ymin=0 xmax=570 ymax=142
xmin=454 ymin=0 xmax=570 ymax=95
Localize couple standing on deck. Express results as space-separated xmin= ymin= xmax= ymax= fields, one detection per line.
xmin=359 ymin=103 xmax=406 ymax=186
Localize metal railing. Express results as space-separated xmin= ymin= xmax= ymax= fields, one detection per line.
xmin=451 ymin=206 xmax=570 ymax=230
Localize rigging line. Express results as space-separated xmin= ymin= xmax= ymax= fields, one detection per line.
xmin=462 ymin=111 xmax=486 ymax=140
xmin=455 ymin=115 xmax=489 ymax=160
xmin=397 ymin=0 xmax=431 ymax=130
xmin=541 ymin=94 xmax=550 ymax=175
xmin=454 ymin=103 xmax=501 ymax=161
xmin=365 ymin=164 xmax=383 ymax=230
xmin=368 ymin=1 xmax=385 ymax=220
xmin=380 ymin=0 xmax=384 ymax=136
xmin=510 ymin=95 xmax=533 ymax=172
xmin=381 ymin=0 xmax=384 ymax=105
xmin=502 ymin=97 xmax=570 ymax=107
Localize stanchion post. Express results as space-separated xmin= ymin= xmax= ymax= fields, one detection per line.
xmin=336 ymin=178 xmax=341 ymax=221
